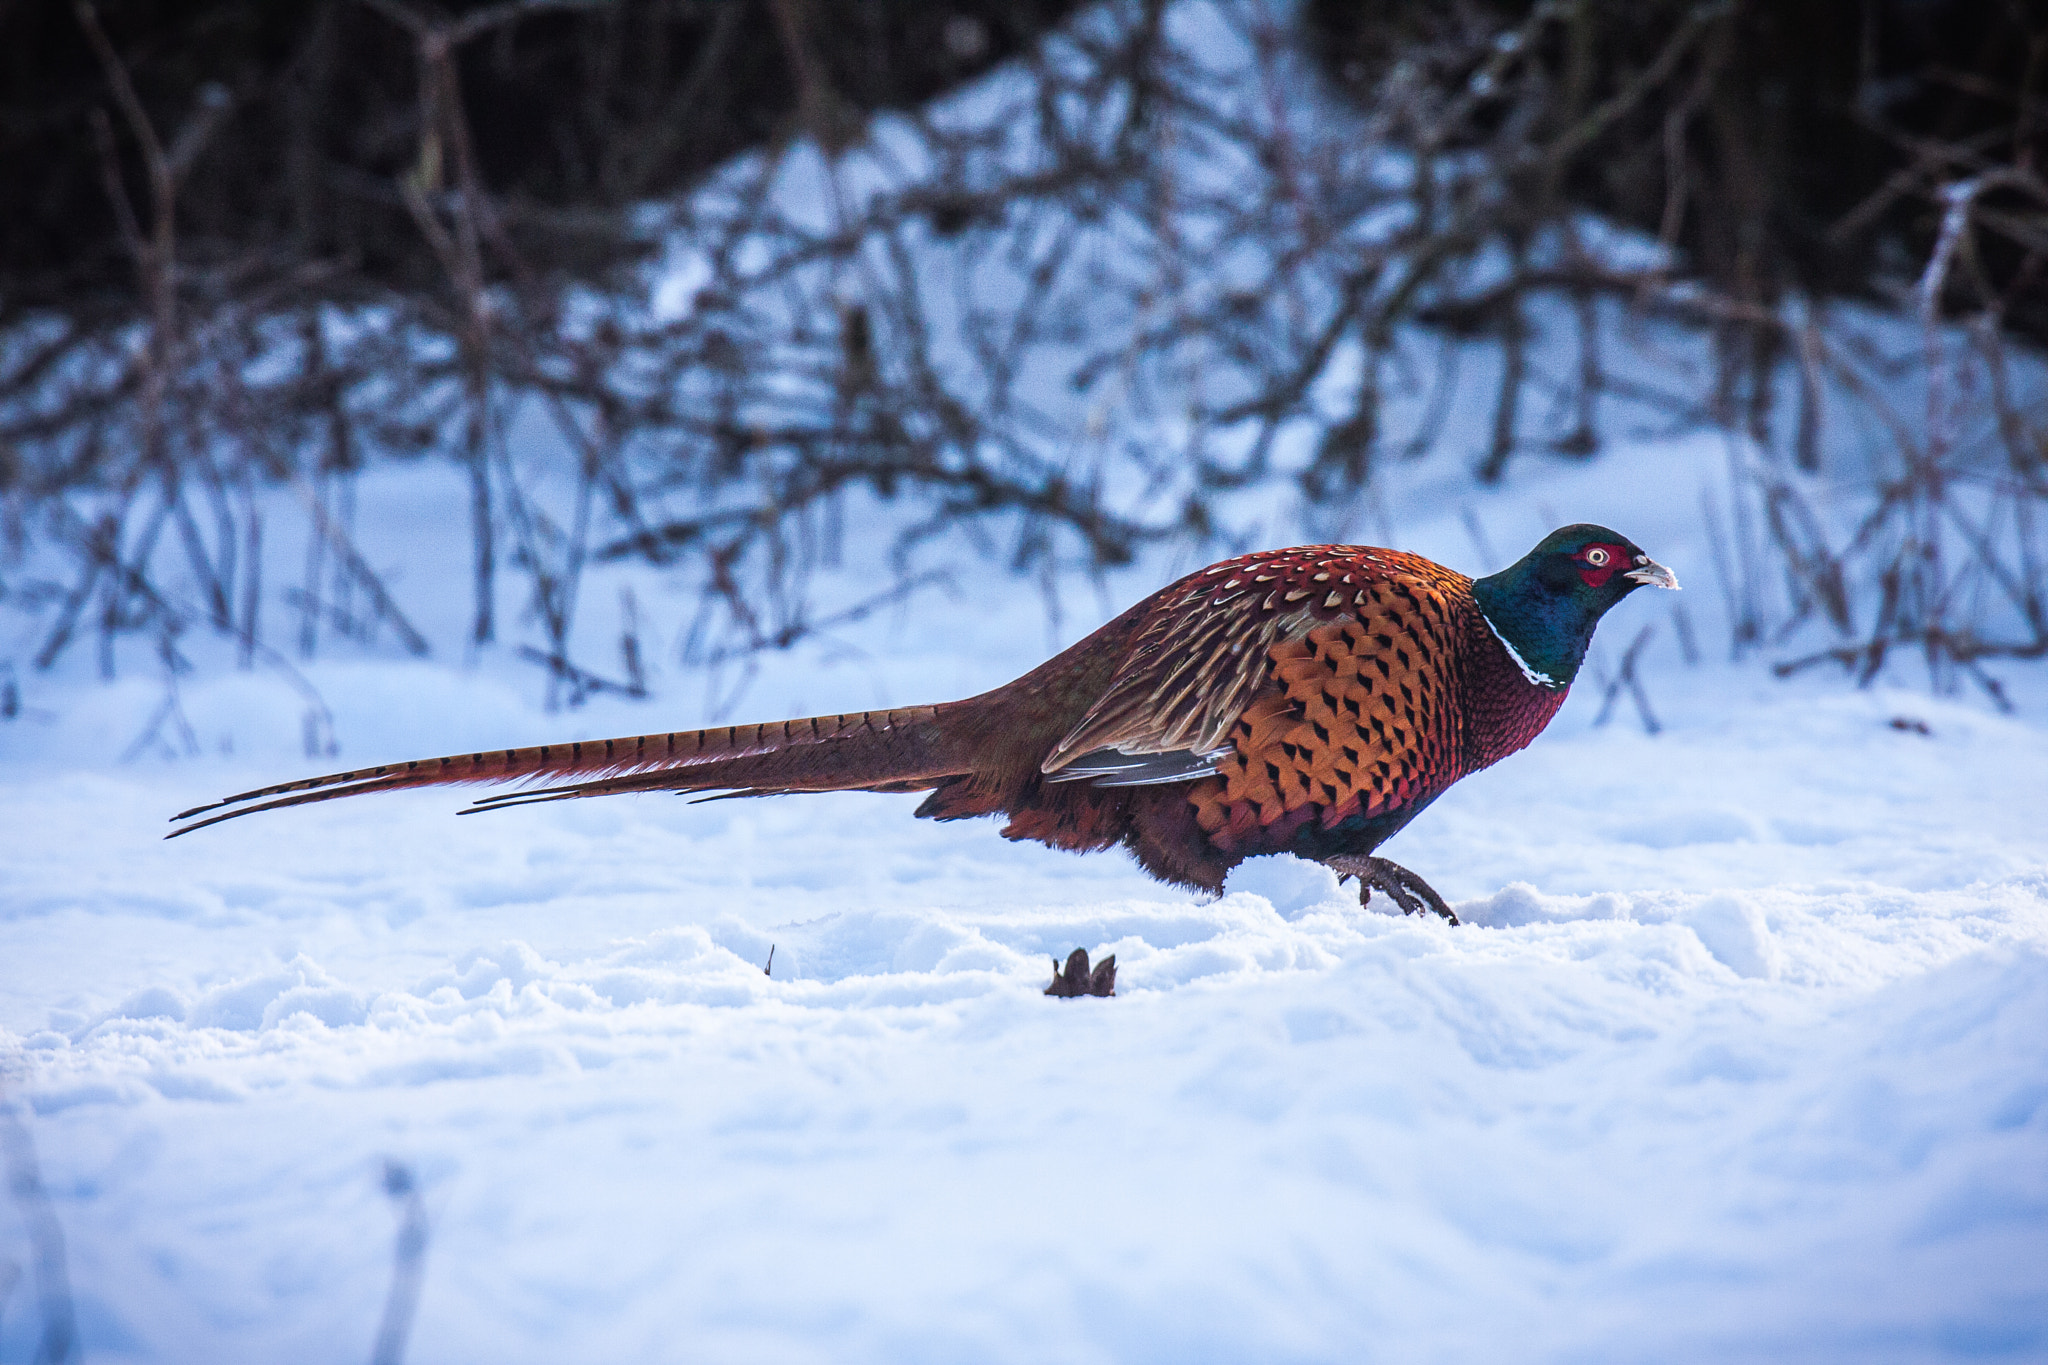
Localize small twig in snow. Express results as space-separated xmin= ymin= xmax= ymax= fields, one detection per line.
xmin=0 ymin=1095 xmax=78 ymax=1365
xmin=370 ymin=1160 xmax=429 ymax=1365
xmin=1593 ymin=625 xmax=1661 ymax=735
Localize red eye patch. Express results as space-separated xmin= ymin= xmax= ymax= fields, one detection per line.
xmin=1573 ymin=542 xmax=1633 ymax=588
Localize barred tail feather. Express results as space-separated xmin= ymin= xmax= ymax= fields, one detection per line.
xmin=167 ymin=705 xmax=972 ymax=838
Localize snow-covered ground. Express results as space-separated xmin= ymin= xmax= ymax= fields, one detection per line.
xmin=6 ymin=2 xmax=2048 ymax=1356
xmin=4 ymin=428 xmax=2047 ymax=1364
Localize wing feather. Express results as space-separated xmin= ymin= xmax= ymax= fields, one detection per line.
xmin=1040 ymin=546 xmax=1382 ymax=775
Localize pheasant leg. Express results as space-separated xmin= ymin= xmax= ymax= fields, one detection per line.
xmin=1325 ymin=856 xmax=1460 ymax=926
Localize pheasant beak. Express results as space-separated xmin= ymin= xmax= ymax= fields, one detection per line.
xmin=1623 ymin=554 xmax=1679 ymax=590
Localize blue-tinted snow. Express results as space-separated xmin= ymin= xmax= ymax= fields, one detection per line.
xmin=4 ymin=429 xmax=2045 ymax=1365
xmin=4 ymin=6 xmax=2048 ymax=1364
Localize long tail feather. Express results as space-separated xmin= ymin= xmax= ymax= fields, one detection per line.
xmin=168 ymin=705 xmax=971 ymax=838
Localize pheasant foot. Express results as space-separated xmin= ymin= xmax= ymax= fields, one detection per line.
xmin=1046 ymin=947 xmax=1117 ymax=998
xmin=1326 ymin=856 xmax=1460 ymax=926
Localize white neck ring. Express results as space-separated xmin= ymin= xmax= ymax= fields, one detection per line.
xmin=1479 ymin=609 xmax=1562 ymax=688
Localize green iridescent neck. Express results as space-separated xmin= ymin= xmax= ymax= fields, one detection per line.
xmin=1470 ymin=561 xmax=1604 ymax=688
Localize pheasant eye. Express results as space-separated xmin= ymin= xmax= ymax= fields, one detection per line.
xmin=1584 ymin=547 xmax=1610 ymax=567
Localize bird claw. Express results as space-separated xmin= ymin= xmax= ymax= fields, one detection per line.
xmin=1046 ymin=947 xmax=1116 ymax=998
xmin=1325 ymin=856 xmax=1459 ymax=925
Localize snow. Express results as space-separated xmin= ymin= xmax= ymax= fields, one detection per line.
xmin=5 ymin=6 xmax=2048 ymax=1361
xmin=4 ymin=426 xmax=2046 ymax=1363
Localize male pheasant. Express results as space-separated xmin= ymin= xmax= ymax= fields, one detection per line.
xmin=171 ymin=525 xmax=1676 ymax=923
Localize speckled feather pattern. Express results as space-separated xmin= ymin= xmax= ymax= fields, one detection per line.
xmin=1044 ymin=545 xmax=1436 ymax=769
xmin=1084 ymin=545 xmax=1568 ymax=858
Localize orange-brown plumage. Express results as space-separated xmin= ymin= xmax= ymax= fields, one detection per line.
xmin=171 ymin=526 xmax=1676 ymax=920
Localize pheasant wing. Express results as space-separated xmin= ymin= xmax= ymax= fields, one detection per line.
xmin=1041 ymin=546 xmax=1421 ymax=773
xmin=1045 ymin=546 xmax=1475 ymax=839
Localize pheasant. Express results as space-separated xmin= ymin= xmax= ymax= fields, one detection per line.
xmin=171 ymin=525 xmax=1676 ymax=924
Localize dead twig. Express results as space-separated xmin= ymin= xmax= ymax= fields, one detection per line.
xmin=369 ymin=1160 xmax=428 ymax=1365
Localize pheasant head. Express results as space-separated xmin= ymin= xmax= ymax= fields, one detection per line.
xmin=1470 ymin=524 xmax=1680 ymax=689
